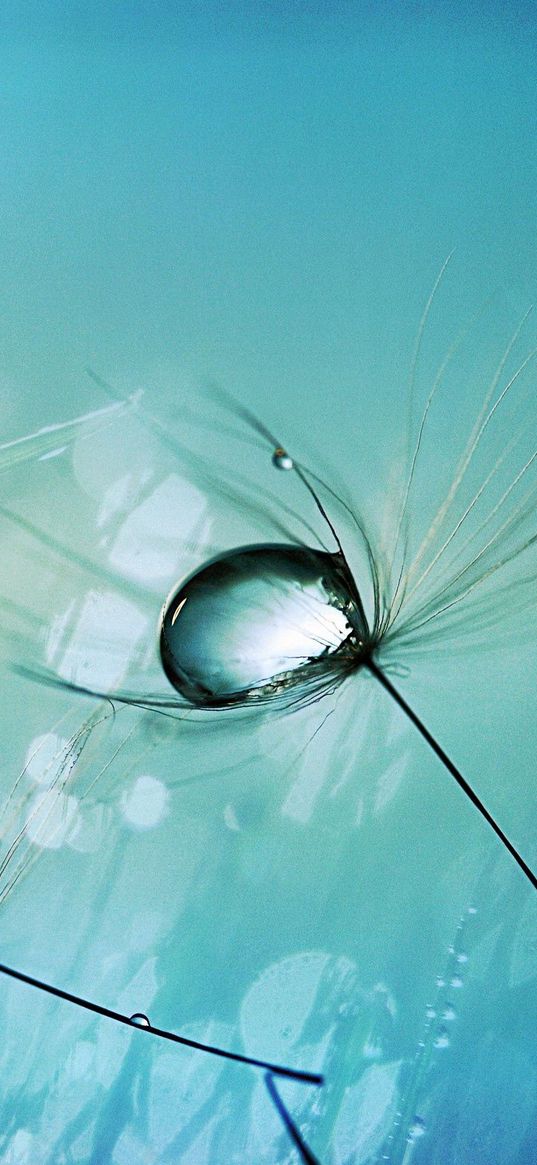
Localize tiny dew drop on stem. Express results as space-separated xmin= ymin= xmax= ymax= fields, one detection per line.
xmin=272 ymin=447 xmax=294 ymax=471
xmin=130 ymin=1012 xmax=151 ymax=1027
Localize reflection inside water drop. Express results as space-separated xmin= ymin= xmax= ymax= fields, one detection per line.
xmin=160 ymin=543 xmax=369 ymax=708
xmin=271 ymin=447 xmax=294 ymax=471
xmin=130 ymin=1012 xmax=151 ymax=1027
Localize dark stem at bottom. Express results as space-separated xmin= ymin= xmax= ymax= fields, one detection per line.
xmin=365 ymin=657 xmax=537 ymax=894
xmin=265 ymin=1073 xmax=321 ymax=1165
xmin=0 ymin=960 xmax=323 ymax=1165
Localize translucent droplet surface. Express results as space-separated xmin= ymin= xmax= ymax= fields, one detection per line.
xmin=160 ymin=544 xmax=367 ymax=708
xmin=272 ymin=447 xmax=294 ymax=470
xmin=408 ymin=1116 xmax=426 ymax=1140
xmin=443 ymin=1004 xmax=457 ymax=1021
xmin=434 ymin=1028 xmax=450 ymax=1049
xmin=130 ymin=1012 xmax=151 ymax=1027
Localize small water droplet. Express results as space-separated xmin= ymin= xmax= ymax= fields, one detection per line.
xmin=468 ymin=905 xmax=478 ymax=915
xmin=425 ymin=1005 xmax=436 ymax=1019
xmin=408 ymin=1116 xmax=426 ymax=1140
xmin=443 ymin=1004 xmax=456 ymax=1021
xmin=457 ymin=952 xmax=468 ymax=964
xmin=130 ymin=1012 xmax=151 ymax=1027
xmin=272 ymin=447 xmax=294 ymax=471
xmin=450 ymin=975 xmax=463 ymax=988
xmin=436 ymin=976 xmax=445 ymax=988
xmin=434 ymin=1028 xmax=450 ymax=1049
xmin=448 ymin=944 xmax=455 ymax=955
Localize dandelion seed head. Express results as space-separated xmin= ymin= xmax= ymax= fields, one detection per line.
xmin=1 ymin=272 xmax=537 ymax=1165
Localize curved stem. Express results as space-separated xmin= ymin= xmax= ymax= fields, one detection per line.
xmin=365 ymin=658 xmax=537 ymax=894
xmin=0 ymin=960 xmax=322 ymax=1082
xmin=0 ymin=960 xmax=324 ymax=1164
xmin=265 ymin=1072 xmax=321 ymax=1165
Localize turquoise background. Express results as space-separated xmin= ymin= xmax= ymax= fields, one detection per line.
xmin=1 ymin=4 xmax=537 ymax=1163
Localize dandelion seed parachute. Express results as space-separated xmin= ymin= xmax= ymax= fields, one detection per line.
xmin=7 ymin=300 xmax=537 ymax=893
xmin=151 ymin=370 xmax=537 ymax=893
xmin=2 ymin=279 xmax=537 ymax=1163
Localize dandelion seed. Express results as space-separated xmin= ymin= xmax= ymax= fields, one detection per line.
xmin=2 ymin=270 xmax=537 ymax=1165
xmin=152 ymin=356 xmax=537 ymax=895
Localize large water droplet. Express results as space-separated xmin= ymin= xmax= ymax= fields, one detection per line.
xmin=160 ymin=544 xmax=368 ymax=708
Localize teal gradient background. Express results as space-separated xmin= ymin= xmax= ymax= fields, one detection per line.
xmin=1 ymin=4 xmax=537 ymax=1163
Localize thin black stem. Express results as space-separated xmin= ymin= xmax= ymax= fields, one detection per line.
xmin=265 ymin=1073 xmax=322 ymax=1165
xmin=0 ymin=961 xmax=322 ymax=1084
xmin=0 ymin=962 xmax=325 ymax=1162
xmin=365 ymin=658 xmax=537 ymax=894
